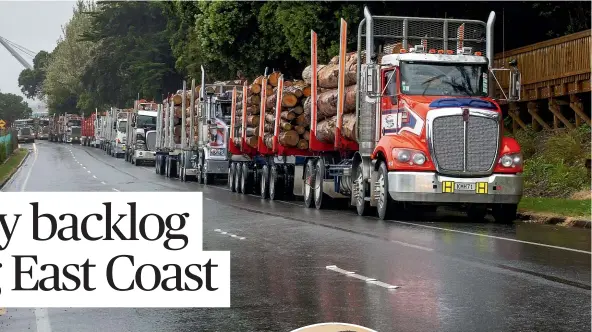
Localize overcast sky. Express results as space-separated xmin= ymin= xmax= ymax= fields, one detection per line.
xmin=0 ymin=1 xmax=75 ymax=111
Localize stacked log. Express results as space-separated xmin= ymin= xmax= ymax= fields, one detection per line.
xmin=235 ymin=76 xmax=268 ymax=149
xmin=302 ymin=52 xmax=358 ymax=144
xmin=262 ymin=72 xmax=312 ymax=150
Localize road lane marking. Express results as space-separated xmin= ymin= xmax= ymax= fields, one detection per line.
xmin=206 ymin=185 xmax=589 ymax=255
xmin=388 ymin=219 xmax=591 ymax=255
xmin=21 ymin=142 xmax=38 ymax=192
xmin=87 ymin=170 xmax=91 ymax=173
xmin=101 ymin=181 xmax=106 ymax=185
xmin=112 ymin=188 xmax=120 ymax=192
xmin=326 ymin=265 xmax=399 ymax=289
xmin=214 ymin=228 xmax=246 ymax=240
xmin=83 ymin=166 xmax=86 ymax=169
xmin=92 ymin=175 xmax=97 ymax=179
xmin=34 ymin=308 xmax=52 ymax=332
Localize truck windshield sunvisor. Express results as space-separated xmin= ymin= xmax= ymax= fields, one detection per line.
xmin=399 ymin=61 xmax=488 ymax=97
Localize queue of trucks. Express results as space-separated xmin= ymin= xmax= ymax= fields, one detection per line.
xmin=74 ymin=9 xmax=525 ymax=223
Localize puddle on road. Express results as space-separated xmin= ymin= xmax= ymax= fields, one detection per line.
xmin=515 ymin=222 xmax=591 ymax=252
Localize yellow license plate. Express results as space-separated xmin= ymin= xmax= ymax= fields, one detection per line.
xmin=442 ymin=181 xmax=488 ymax=194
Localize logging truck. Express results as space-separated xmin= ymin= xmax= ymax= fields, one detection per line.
xmin=124 ymin=100 xmax=158 ymax=166
xmin=224 ymin=8 xmax=523 ymax=222
xmin=155 ymin=67 xmax=241 ymax=183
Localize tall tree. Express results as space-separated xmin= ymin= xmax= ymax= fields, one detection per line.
xmin=0 ymin=92 xmax=33 ymax=125
xmin=17 ymin=50 xmax=51 ymax=99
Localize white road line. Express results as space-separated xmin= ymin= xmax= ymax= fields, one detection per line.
xmin=112 ymin=188 xmax=120 ymax=192
xmin=207 ymin=185 xmax=589 ymax=255
xmin=92 ymin=175 xmax=97 ymax=179
xmin=21 ymin=143 xmax=38 ymax=192
xmin=34 ymin=308 xmax=52 ymax=332
xmin=389 ymin=219 xmax=591 ymax=254
xmin=101 ymin=181 xmax=106 ymax=185
xmin=326 ymin=265 xmax=400 ymax=290
xmin=87 ymin=170 xmax=91 ymax=173
xmin=83 ymin=166 xmax=86 ymax=169
xmin=213 ymin=229 xmax=246 ymax=240
xmin=390 ymin=240 xmax=434 ymax=252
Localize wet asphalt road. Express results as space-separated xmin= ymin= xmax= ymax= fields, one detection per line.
xmin=0 ymin=141 xmax=590 ymax=332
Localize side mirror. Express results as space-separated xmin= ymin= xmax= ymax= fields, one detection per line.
xmin=508 ymin=68 xmax=521 ymax=101
xmin=366 ymin=64 xmax=381 ymax=98
xmin=113 ymin=123 xmax=117 ymax=130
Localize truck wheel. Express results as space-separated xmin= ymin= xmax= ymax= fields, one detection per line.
xmin=314 ymin=159 xmax=325 ymax=210
xmin=229 ymin=163 xmax=236 ymax=192
xmin=165 ymin=158 xmax=170 ymax=178
xmin=241 ymin=163 xmax=250 ymax=194
xmin=196 ymin=169 xmax=203 ymax=184
xmin=269 ymin=165 xmax=281 ymax=201
xmin=492 ymin=204 xmax=518 ymax=224
xmin=354 ymin=164 xmax=370 ymax=216
xmin=376 ymin=161 xmax=393 ymax=220
xmin=303 ymin=159 xmax=315 ymax=208
xmin=467 ymin=204 xmax=487 ymax=222
xmin=260 ymin=165 xmax=269 ymax=199
xmin=234 ymin=164 xmax=242 ymax=193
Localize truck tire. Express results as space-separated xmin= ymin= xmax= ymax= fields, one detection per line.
xmin=376 ymin=161 xmax=394 ymax=220
xmin=314 ymin=159 xmax=325 ymax=210
xmin=234 ymin=164 xmax=242 ymax=193
xmin=354 ymin=164 xmax=371 ymax=216
xmin=269 ymin=165 xmax=281 ymax=201
xmin=229 ymin=163 xmax=236 ymax=192
xmin=241 ymin=163 xmax=251 ymax=194
xmin=492 ymin=204 xmax=518 ymax=224
xmin=260 ymin=165 xmax=269 ymax=199
xmin=467 ymin=204 xmax=487 ymax=222
xmin=303 ymin=159 xmax=315 ymax=208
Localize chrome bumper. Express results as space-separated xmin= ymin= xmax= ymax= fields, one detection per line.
xmin=134 ymin=150 xmax=156 ymax=160
xmin=387 ymin=172 xmax=523 ymax=204
xmin=203 ymin=160 xmax=227 ymax=174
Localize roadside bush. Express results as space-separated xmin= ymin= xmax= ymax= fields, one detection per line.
xmin=0 ymin=142 xmax=6 ymax=164
xmin=511 ymin=124 xmax=591 ymax=198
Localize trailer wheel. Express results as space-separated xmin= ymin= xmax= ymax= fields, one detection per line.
xmin=260 ymin=165 xmax=269 ymax=199
xmin=269 ymin=165 xmax=282 ymax=201
xmin=354 ymin=164 xmax=371 ymax=216
xmin=229 ymin=163 xmax=236 ymax=192
xmin=235 ymin=164 xmax=242 ymax=193
xmin=240 ymin=163 xmax=250 ymax=194
xmin=376 ymin=161 xmax=394 ymax=220
xmin=314 ymin=159 xmax=325 ymax=210
xmin=303 ymin=159 xmax=315 ymax=208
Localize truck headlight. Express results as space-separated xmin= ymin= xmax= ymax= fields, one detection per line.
xmin=499 ymin=153 xmax=522 ymax=167
xmin=392 ymin=148 xmax=427 ymax=166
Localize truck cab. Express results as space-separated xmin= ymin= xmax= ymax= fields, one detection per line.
xmin=195 ymin=82 xmax=234 ymax=184
xmin=111 ymin=114 xmax=128 ymax=158
xmin=64 ymin=116 xmax=82 ymax=143
xmin=128 ymin=109 xmax=157 ymax=165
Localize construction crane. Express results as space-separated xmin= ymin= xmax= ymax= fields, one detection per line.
xmin=0 ymin=35 xmax=48 ymax=116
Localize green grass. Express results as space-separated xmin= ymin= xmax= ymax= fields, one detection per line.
xmin=519 ymin=196 xmax=591 ymax=219
xmin=0 ymin=148 xmax=28 ymax=184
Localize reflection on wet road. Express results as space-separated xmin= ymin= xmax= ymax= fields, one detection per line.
xmin=1 ymin=141 xmax=590 ymax=332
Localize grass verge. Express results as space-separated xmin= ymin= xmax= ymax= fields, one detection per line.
xmin=519 ymin=196 xmax=591 ymax=219
xmin=0 ymin=148 xmax=28 ymax=185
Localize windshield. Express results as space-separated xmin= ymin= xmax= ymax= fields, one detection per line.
xmin=71 ymin=127 xmax=81 ymax=135
xmin=216 ymin=102 xmax=231 ymax=118
xmin=137 ymin=114 xmax=157 ymax=129
xmin=399 ymin=61 xmax=488 ymax=97
xmin=118 ymin=121 xmax=127 ymax=133
xmin=68 ymin=120 xmax=81 ymax=127
xmin=20 ymin=128 xmax=31 ymax=135
xmin=40 ymin=120 xmax=50 ymax=126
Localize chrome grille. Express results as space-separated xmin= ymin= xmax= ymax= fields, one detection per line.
xmin=430 ymin=112 xmax=499 ymax=175
xmin=145 ymin=131 xmax=156 ymax=151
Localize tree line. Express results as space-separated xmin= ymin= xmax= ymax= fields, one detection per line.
xmin=17 ymin=0 xmax=590 ymax=116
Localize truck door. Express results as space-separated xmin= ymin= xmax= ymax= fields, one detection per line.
xmin=380 ymin=67 xmax=400 ymax=137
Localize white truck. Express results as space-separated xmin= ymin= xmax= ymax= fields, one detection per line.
xmin=125 ymin=101 xmax=158 ymax=166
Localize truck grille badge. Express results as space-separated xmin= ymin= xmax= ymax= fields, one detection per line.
xmin=462 ymin=108 xmax=470 ymax=122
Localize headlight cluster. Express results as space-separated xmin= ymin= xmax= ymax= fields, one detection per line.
xmin=499 ymin=153 xmax=522 ymax=168
xmin=392 ymin=148 xmax=427 ymax=166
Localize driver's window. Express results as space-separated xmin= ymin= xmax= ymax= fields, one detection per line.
xmin=384 ymin=70 xmax=397 ymax=96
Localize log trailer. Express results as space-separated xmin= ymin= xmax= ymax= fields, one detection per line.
xmin=224 ymin=8 xmax=523 ymax=222
xmin=81 ymin=111 xmax=98 ymax=147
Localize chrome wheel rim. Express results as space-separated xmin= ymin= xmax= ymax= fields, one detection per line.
xmin=356 ymin=169 xmax=364 ymax=207
xmin=314 ymin=164 xmax=322 ymax=201
xmin=270 ymin=168 xmax=276 ymax=199
xmin=377 ymin=172 xmax=386 ymax=211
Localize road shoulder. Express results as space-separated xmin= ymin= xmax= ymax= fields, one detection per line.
xmin=0 ymin=148 xmax=29 ymax=189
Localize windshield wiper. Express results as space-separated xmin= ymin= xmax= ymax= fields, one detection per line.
xmin=421 ymin=74 xmax=446 ymax=96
